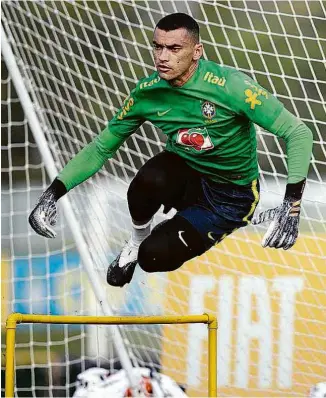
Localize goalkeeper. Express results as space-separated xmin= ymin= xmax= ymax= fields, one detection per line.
xmin=29 ymin=13 xmax=313 ymax=288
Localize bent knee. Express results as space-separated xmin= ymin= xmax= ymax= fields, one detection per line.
xmin=137 ymin=216 xmax=206 ymax=273
xmin=138 ymin=236 xmax=170 ymax=273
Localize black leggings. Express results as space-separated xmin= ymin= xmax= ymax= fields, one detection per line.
xmin=127 ymin=151 xmax=207 ymax=273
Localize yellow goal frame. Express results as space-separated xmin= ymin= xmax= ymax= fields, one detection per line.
xmin=5 ymin=313 xmax=217 ymax=397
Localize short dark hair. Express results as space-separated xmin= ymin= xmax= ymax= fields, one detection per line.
xmin=155 ymin=13 xmax=200 ymax=43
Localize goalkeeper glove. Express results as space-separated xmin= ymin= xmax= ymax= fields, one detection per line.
xmin=251 ymin=179 xmax=306 ymax=250
xmin=29 ymin=179 xmax=67 ymax=238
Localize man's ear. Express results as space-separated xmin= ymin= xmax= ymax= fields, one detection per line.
xmin=193 ymin=43 xmax=203 ymax=61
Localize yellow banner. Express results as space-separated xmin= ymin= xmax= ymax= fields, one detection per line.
xmin=161 ymin=233 xmax=326 ymax=397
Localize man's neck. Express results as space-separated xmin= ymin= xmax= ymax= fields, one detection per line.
xmin=170 ymin=60 xmax=199 ymax=87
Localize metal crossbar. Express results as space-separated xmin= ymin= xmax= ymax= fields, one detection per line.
xmin=5 ymin=313 xmax=218 ymax=397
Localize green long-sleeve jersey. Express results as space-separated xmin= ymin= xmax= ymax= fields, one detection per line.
xmin=58 ymin=59 xmax=313 ymax=191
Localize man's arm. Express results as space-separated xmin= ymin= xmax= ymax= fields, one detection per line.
xmin=251 ymin=107 xmax=313 ymax=249
xmin=58 ymin=87 xmax=145 ymax=192
xmin=267 ymin=108 xmax=313 ymax=185
xmin=56 ymin=127 xmax=125 ymax=192
xmin=29 ymin=86 xmax=144 ymax=238
xmin=226 ymin=70 xmax=313 ymax=249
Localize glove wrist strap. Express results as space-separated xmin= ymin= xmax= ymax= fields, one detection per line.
xmin=285 ymin=179 xmax=306 ymax=201
xmin=48 ymin=178 xmax=67 ymax=201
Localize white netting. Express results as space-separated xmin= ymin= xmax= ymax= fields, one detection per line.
xmin=1 ymin=1 xmax=325 ymax=397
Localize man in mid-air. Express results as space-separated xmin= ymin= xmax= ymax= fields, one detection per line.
xmin=29 ymin=13 xmax=313 ymax=287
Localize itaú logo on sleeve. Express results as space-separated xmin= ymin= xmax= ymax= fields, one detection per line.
xmin=176 ymin=127 xmax=214 ymax=152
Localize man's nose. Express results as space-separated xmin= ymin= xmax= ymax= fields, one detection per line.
xmin=159 ymin=47 xmax=170 ymax=62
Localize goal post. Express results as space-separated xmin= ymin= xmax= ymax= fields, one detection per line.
xmin=1 ymin=1 xmax=325 ymax=397
xmin=5 ymin=313 xmax=218 ymax=398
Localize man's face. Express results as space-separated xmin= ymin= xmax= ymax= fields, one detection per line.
xmin=153 ymin=28 xmax=202 ymax=81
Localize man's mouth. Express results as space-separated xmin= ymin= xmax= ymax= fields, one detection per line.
xmin=157 ymin=65 xmax=171 ymax=72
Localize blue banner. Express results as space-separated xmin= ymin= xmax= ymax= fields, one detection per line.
xmin=14 ymin=251 xmax=82 ymax=315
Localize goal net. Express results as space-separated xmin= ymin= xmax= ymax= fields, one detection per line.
xmin=1 ymin=1 xmax=325 ymax=397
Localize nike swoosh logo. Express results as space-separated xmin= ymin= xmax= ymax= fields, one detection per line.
xmin=178 ymin=230 xmax=188 ymax=247
xmin=157 ymin=109 xmax=172 ymax=117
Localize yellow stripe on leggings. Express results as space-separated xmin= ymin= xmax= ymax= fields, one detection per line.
xmin=243 ymin=179 xmax=260 ymax=224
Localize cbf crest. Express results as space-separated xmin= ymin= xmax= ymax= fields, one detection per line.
xmin=201 ymin=101 xmax=216 ymax=119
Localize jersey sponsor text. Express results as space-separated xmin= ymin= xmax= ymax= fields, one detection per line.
xmin=203 ymin=72 xmax=226 ymax=87
xmin=117 ymin=97 xmax=134 ymax=120
xmin=140 ymin=76 xmax=160 ymax=89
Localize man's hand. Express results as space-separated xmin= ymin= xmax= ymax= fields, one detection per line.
xmin=29 ymin=189 xmax=58 ymax=238
xmin=28 ymin=189 xmax=57 ymax=238
xmin=29 ymin=179 xmax=67 ymax=238
xmin=251 ymin=197 xmax=302 ymax=250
